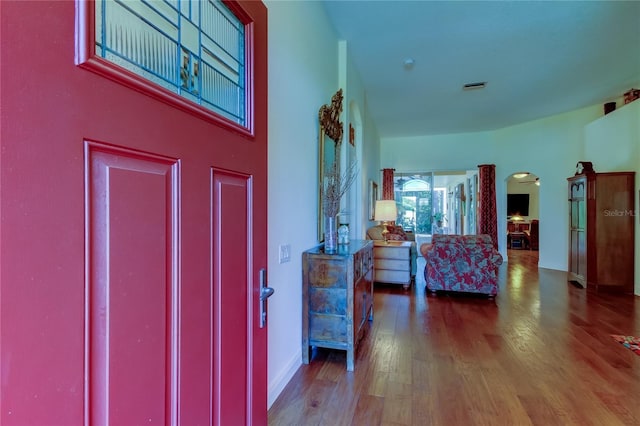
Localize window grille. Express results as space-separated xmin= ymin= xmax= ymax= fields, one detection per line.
xmin=95 ymin=0 xmax=246 ymax=126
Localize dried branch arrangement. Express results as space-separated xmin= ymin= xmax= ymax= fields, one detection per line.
xmin=322 ymin=161 xmax=358 ymax=218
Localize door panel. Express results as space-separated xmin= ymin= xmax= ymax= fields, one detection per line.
xmin=86 ymin=142 xmax=179 ymax=425
xmin=0 ymin=1 xmax=268 ymax=424
xmin=212 ymin=171 xmax=250 ymax=424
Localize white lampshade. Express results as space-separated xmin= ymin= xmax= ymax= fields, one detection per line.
xmin=374 ymin=200 xmax=397 ymax=222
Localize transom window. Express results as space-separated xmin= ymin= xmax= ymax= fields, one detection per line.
xmin=95 ymin=0 xmax=246 ymax=126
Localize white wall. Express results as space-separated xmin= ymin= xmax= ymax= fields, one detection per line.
xmin=584 ymin=99 xmax=640 ymax=295
xmin=265 ymin=1 xmax=381 ymax=407
xmin=381 ymin=131 xmax=495 ymax=172
xmin=361 ymin=104 xmax=382 ymax=232
xmin=265 ymin=0 xmax=338 ymax=408
xmin=382 ymin=105 xmax=604 ymax=271
xmin=340 ymin=41 xmax=382 ymax=239
xmin=493 ymin=105 xmax=604 ymax=270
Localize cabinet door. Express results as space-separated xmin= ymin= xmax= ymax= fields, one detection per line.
xmin=569 ymin=178 xmax=586 ymax=279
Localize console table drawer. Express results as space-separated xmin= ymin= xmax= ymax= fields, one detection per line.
xmin=374 ymin=246 xmax=409 ymax=260
xmin=375 ymin=259 xmax=409 ymax=271
xmin=309 ymin=314 xmax=347 ymax=343
xmin=309 ymin=288 xmax=346 ymax=315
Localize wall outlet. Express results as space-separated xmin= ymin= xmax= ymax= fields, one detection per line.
xmin=279 ymin=244 xmax=291 ymax=264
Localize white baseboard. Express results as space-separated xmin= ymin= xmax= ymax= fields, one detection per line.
xmin=267 ymin=350 xmax=301 ymax=409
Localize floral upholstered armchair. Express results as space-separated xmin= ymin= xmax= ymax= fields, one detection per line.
xmin=423 ymin=234 xmax=502 ymax=296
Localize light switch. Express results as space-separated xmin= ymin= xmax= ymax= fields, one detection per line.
xmin=279 ymin=244 xmax=291 ymax=264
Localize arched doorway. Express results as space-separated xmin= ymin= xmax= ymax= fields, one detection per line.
xmin=506 ymin=172 xmax=540 ymax=262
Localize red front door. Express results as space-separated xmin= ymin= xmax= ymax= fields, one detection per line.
xmin=0 ymin=1 xmax=268 ymax=424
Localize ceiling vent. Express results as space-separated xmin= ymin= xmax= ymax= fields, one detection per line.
xmin=463 ymin=82 xmax=487 ymax=91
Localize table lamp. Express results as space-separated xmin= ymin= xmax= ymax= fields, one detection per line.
xmin=374 ymin=200 xmax=397 ymax=243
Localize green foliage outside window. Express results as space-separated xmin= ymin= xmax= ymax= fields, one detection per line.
xmin=394 ymin=190 xmax=433 ymax=233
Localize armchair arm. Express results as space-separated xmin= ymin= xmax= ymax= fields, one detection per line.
xmin=489 ymin=251 xmax=504 ymax=266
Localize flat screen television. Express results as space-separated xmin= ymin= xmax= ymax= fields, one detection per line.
xmin=507 ymin=193 xmax=529 ymax=217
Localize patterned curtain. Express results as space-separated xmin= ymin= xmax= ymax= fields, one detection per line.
xmin=382 ymin=168 xmax=395 ymax=200
xmin=478 ymin=164 xmax=498 ymax=249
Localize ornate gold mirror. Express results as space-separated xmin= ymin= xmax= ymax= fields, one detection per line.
xmin=318 ymin=89 xmax=344 ymax=241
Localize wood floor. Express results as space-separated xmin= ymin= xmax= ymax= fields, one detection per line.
xmin=268 ymin=250 xmax=640 ymax=425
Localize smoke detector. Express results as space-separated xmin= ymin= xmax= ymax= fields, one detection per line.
xmin=403 ymin=58 xmax=415 ymax=70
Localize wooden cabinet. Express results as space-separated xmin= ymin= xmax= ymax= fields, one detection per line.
xmin=302 ymin=240 xmax=373 ymax=371
xmin=567 ymin=172 xmax=635 ymax=292
xmin=373 ymin=240 xmax=413 ymax=289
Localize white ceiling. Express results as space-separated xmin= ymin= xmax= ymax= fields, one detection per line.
xmin=321 ymin=0 xmax=640 ymax=138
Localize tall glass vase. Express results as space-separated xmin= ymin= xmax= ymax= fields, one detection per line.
xmin=324 ymin=215 xmax=338 ymax=253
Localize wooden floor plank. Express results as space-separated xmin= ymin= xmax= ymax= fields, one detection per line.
xmin=268 ymin=249 xmax=640 ymax=425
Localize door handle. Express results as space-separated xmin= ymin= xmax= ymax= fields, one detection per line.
xmin=259 ymin=268 xmax=274 ymax=328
